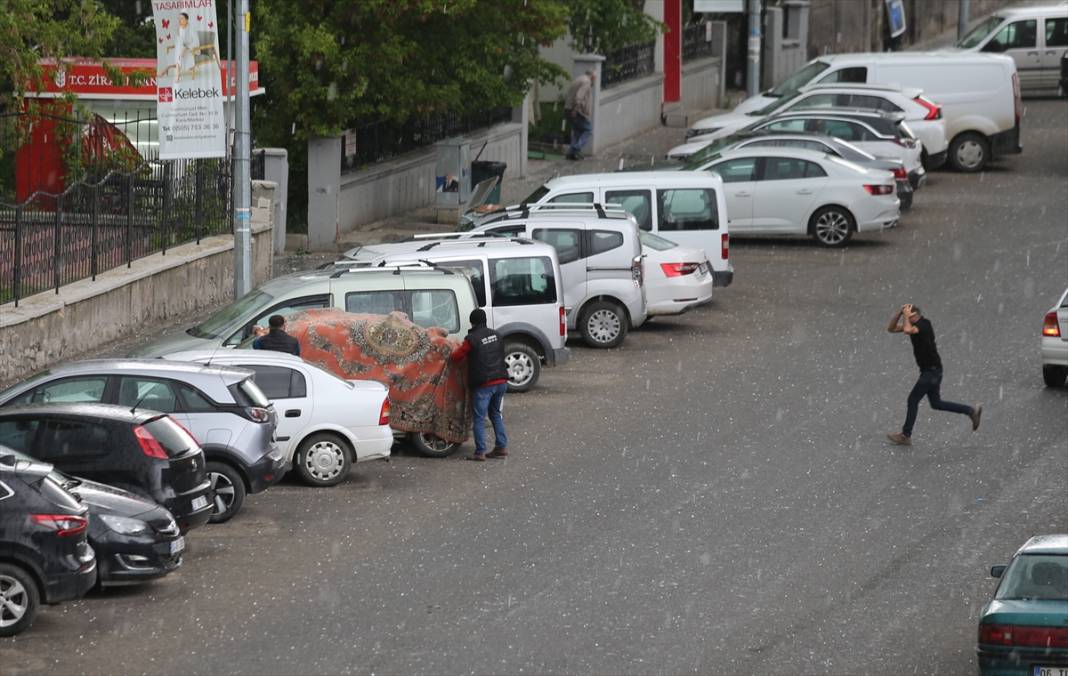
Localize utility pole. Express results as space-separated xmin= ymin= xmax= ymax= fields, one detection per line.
xmin=747 ymin=0 xmax=762 ymax=98
xmin=233 ymin=0 xmax=252 ymax=298
xmin=957 ymin=0 xmax=971 ymax=41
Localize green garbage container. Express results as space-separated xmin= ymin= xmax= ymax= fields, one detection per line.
xmin=471 ymin=160 xmax=507 ymax=204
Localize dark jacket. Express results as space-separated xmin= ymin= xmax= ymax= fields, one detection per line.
xmin=465 ymin=326 xmax=508 ymax=387
xmin=253 ymin=328 xmax=301 ymax=355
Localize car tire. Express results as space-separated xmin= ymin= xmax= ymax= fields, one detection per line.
xmin=409 ymin=433 xmax=459 ymax=458
xmin=1042 ymin=365 xmax=1068 ymax=388
xmin=580 ymin=300 xmax=628 ymax=349
xmin=948 ymin=132 xmax=990 ymax=173
xmin=206 ymin=461 xmax=246 ymax=524
xmin=809 ymin=206 xmax=855 ymax=248
xmin=0 ymin=563 xmax=40 ymax=637
xmin=295 ymin=433 xmax=353 ymax=487
xmin=504 ymin=342 xmax=541 ymax=393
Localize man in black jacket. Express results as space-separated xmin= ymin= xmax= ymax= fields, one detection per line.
xmin=451 ymin=309 xmax=509 ymax=461
xmin=252 ymin=315 xmax=301 ymax=356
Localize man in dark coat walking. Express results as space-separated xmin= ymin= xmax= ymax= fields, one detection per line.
xmin=252 ymin=315 xmax=301 ymax=356
xmin=451 ymin=309 xmax=509 ymax=461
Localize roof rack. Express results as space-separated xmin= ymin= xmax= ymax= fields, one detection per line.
xmin=479 ymin=201 xmax=631 ymax=223
xmin=410 ymin=231 xmax=504 ymax=241
xmin=327 ymin=261 xmax=450 ymax=277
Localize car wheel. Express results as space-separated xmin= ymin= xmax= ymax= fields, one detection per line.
xmin=206 ymin=461 xmax=246 ymax=524
xmin=1042 ymin=365 xmax=1068 ymax=388
xmin=580 ymin=300 xmax=628 ymax=348
xmin=409 ymin=433 xmax=459 ymax=458
xmin=504 ymin=342 xmax=541 ymax=393
xmin=948 ymin=132 xmax=990 ymax=173
xmin=0 ymin=563 xmax=40 ymax=637
xmin=295 ymin=433 xmax=353 ymax=487
xmin=809 ymin=206 xmax=855 ymax=248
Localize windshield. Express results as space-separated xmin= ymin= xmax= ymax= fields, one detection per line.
xmin=522 ymin=185 xmax=550 ymax=205
xmin=684 ymin=134 xmax=748 ymax=167
xmin=683 ymin=152 xmax=723 ymax=171
xmin=639 ymin=231 xmax=678 ymax=251
xmin=750 ymin=91 xmax=803 ymax=117
xmin=995 ymin=554 xmax=1068 ymax=601
xmin=768 ymin=60 xmax=831 ymax=97
xmin=189 ymin=290 xmax=274 ymax=339
xmin=830 ymin=138 xmax=875 ymax=161
xmin=957 ymin=15 xmax=1003 ymax=48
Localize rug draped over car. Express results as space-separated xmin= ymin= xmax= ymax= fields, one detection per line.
xmin=285 ymin=309 xmax=470 ymax=443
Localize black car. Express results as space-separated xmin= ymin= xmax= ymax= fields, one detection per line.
xmin=0 ymin=454 xmax=96 ymax=636
xmin=0 ymin=404 xmax=213 ymax=532
xmin=2 ymin=444 xmax=184 ymax=586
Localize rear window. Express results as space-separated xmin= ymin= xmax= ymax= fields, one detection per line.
xmin=489 ymin=256 xmax=558 ymax=307
xmin=656 ymin=188 xmax=720 ymax=231
xmin=639 ymin=231 xmax=678 ymax=251
xmin=39 ymin=475 xmax=84 ymax=512
xmin=344 ymin=289 xmax=460 ymax=332
xmin=141 ymin=416 xmax=198 ymax=457
xmin=229 ymin=379 xmax=271 ymax=408
xmin=995 ymin=554 xmax=1068 ymax=601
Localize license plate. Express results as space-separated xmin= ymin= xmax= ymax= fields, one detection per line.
xmin=698 ymin=263 xmax=709 ymax=275
xmin=1035 ymin=668 xmax=1068 ymax=676
xmin=191 ymin=495 xmax=209 ymax=511
xmin=169 ymin=536 xmax=185 ymax=555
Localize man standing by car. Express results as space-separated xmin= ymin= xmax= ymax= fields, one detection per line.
xmin=253 ymin=315 xmax=301 ymax=356
xmin=451 ymin=309 xmax=509 ymax=461
xmin=564 ymin=69 xmax=595 ymax=161
xmin=887 ymin=303 xmax=981 ymax=445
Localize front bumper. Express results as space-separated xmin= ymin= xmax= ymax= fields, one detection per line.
xmin=246 ymin=445 xmax=290 ymax=494
xmin=95 ymin=533 xmax=184 ymax=586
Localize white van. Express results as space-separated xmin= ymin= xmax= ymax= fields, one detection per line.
xmin=516 ymin=172 xmax=734 ymax=288
xmin=341 ymin=238 xmax=569 ymax=392
xmin=955 ymin=3 xmax=1068 ymax=94
xmin=730 ymin=52 xmax=1022 ymax=172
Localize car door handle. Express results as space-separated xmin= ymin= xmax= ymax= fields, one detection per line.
xmin=1027 ymin=51 xmax=1040 ymax=56
xmin=796 ymin=189 xmax=813 ymax=195
xmin=284 ymin=409 xmax=302 ymax=417
xmin=734 ymin=191 xmax=751 ymax=197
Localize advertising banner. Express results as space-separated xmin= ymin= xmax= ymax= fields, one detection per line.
xmin=694 ymin=0 xmax=743 ymax=12
xmin=152 ymin=0 xmax=226 ymax=159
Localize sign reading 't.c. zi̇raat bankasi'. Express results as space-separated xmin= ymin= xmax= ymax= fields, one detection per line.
xmin=152 ymin=0 xmax=226 ymax=160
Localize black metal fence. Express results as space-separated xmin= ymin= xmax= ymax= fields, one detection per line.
xmin=0 ymin=159 xmax=232 ymax=306
xmin=602 ymin=41 xmax=656 ymax=89
xmin=341 ymin=107 xmax=514 ymax=172
xmin=682 ymin=22 xmax=720 ymax=62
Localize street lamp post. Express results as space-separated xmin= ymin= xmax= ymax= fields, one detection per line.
xmin=233 ymin=0 xmax=252 ymax=298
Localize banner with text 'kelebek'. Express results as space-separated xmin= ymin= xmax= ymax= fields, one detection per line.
xmin=152 ymin=0 xmax=226 ymax=159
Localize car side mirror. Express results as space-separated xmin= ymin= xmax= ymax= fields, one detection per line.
xmin=990 ymin=564 xmax=1007 ymax=578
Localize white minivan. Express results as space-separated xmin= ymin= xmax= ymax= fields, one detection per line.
xmin=729 ymin=52 xmax=1022 ymax=172
xmin=955 ymin=3 xmax=1068 ymax=94
xmin=516 ymin=172 xmax=734 ymax=288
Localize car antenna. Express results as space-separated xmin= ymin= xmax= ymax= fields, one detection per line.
xmin=129 ymin=391 xmax=151 ymax=415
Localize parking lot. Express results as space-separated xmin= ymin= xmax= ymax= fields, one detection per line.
xmin=3 ymin=98 xmax=1066 ymax=675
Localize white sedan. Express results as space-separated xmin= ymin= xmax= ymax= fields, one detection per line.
xmin=701 ymin=147 xmax=899 ymax=247
xmin=640 ymin=231 xmax=714 ymax=316
xmin=1041 ymin=287 xmax=1068 ymax=387
xmin=165 ymin=350 xmax=393 ymax=486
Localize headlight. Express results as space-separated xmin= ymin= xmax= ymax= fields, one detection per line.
xmin=99 ymin=514 xmax=151 ymax=536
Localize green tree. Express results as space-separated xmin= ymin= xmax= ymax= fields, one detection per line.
xmin=567 ymin=0 xmax=661 ymax=55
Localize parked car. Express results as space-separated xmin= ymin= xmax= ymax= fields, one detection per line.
xmin=133 ymin=267 xmax=480 ymax=357
xmin=702 ymin=147 xmax=899 ymax=247
xmin=729 ymin=51 xmax=1022 ymax=172
xmin=686 ymin=83 xmax=949 ymax=169
xmin=1061 ymin=52 xmax=1068 ymax=93
xmin=341 ymin=238 xmax=571 ymax=390
xmin=0 ymin=453 xmax=96 ymax=636
xmin=502 ymin=170 xmax=734 ymax=288
xmin=0 ymin=360 xmax=283 ymax=524
xmin=976 ymin=534 xmax=1068 ymax=675
xmin=164 ymin=350 xmax=392 ymax=486
xmin=1 ymin=445 xmax=183 ymax=586
xmin=638 ymin=231 xmax=715 ymax=315
xmin=1042 ymin=287 xmax=1068 ymax=387
xmin=0 ymin=403 xmax=213 ymax=531
xmin=678 ymin=131 xmax=915 ymax=209
xmin=956 ymin=3 xmax=1068 ymax=94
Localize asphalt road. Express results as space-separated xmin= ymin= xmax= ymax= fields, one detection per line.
xmin=5 ymin=99 xmax=1067 ymax=676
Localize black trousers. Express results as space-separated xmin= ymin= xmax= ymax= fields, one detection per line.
xmin=902 ymin=368 xmax=973 ymax=436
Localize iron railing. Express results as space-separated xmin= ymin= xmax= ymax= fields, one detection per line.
xmin=683 ymin=22 xmax=720 ymax=62
xmin=602 ymin=41 xmax=656 ymax=89
xmin=0 ymin=159 xmax=232 ymax=306
xmin=341 ymin=107 xmax=514 ymax=172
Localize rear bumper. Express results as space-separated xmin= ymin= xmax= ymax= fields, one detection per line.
xmin=896 ymin=180 xmax=914 ymax=210
xmin=43 ymin=549 xmax=96 ymax=604
xmin=908 ymin=167 xmax=927 ymax=189
xmin=552 ymin=346 xmax=571 ymax=367
xmin=166 ymin=479 xmax=213 ymax=533
xmin=352 ymin=425 xmax=395 ymax=462
xmin=977 ymin=645 xmax=1068 ymax=675
xmin=1042 ymin=337 xmax=1068 ymax=367
xmin=646 ymin=274 xmax=715 ymax=316
xmin=856 ymin=197 xmax=901 ymax=233
xmin=712 ymin=265 xmax=734 ymax=288
xmin=925 ymin=149 xmax=948 ymax=170
xmin=246 ymin=445 xmax=290 ymax=494
xmin=991 ymin=124 xmax=1022 ymax=156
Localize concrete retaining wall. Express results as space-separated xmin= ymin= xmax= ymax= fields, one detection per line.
xmin=682 ymin=56 xmax=723 ymax=112
xmin=597 ymin=72 xmax=665 ymax=151
xmin=0 ymin=182 xmax=276 ymax=388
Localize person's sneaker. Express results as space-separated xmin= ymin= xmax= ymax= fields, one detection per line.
xmin=466 ymin=453 xmax=486 ymax=462
xmin=970 ymin=404 xmax=983 ymax=431
xmin=565 ymin=152 xmax=578 ymax=161
xmin=487 ymin=447 xmax=508 ymax=458
xmin=887 ymin=432 xmax=912 ymax=446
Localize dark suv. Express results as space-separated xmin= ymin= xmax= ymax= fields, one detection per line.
xmin=0 ymin=404 xmax=213 ymax=532
xmin=0 ymin=454 xmax=97 ymax=636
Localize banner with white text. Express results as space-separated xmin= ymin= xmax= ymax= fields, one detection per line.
xmin=152 ymin=0 xmax=226 ymax=159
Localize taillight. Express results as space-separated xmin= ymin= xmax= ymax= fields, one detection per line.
xmin=863 ymin=184 xmax=894 ymax=196
xmin=979 ymin=623 xmax=1068 ymax=648
xmin=133 ymin=425 xmax=168 ymax=459
xmin=1043 ymin=311 xmax=1061 ymax=337
xmin=892 ymin=166 xmax=908 ymax=180
xmin=631 ymin=255 xmax=643 ymax=287
xmin=1012 ymin=72 xmax=1021 ymax=124
xmin=31 ymin=514 xmax=88 ymax=537
xmin=721 ymin=232 xmax=729 ymax=260
xmin=559 ymin=305 xmax=567 ymax=338
xmin=893 ymin=136 xmax=917 ymax=149
xmin=378 ymin=398 xmax=391 ymax=426
xmin=914 ymin=95 xmax=941 ymax=120
xmin=660 ymin=262 xmax=701 ymax=277
xmin=246 ymin=407 xmax=270 ymax=423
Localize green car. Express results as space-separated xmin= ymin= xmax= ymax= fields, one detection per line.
xmin=977 ymin=535 xmax=1068 ymax=675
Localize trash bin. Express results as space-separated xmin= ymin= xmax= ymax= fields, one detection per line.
xmin=471 ymin=160 xmax=507 ymax=204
